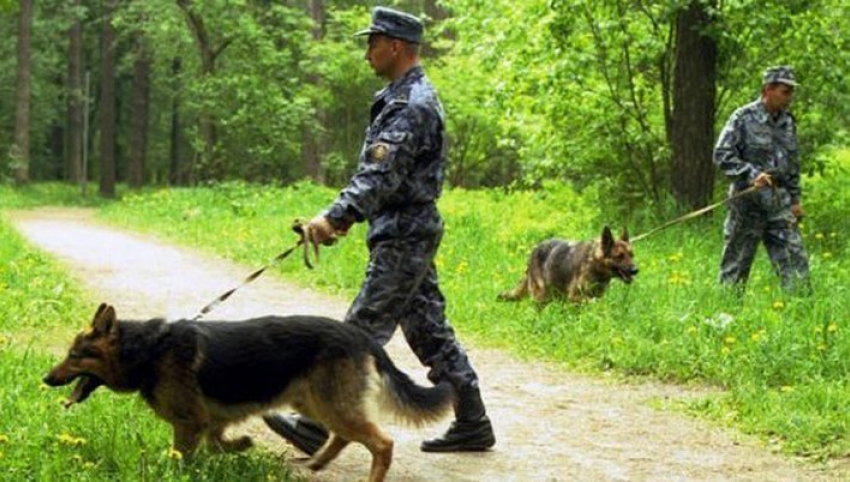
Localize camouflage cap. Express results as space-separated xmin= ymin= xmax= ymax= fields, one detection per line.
xmin=354 ymin=7 xmax=423 ymax=44
xmin=762 ymin=66 xmax=798 ymax=87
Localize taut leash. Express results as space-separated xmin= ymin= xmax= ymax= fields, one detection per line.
xmin=631 ymin=186 xmax=760 ymax=243
xmin=191 ymin=219 xmax=317 ymax=321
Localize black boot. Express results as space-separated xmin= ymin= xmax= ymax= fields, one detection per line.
xmin=421 ymin=387 xmax=496 ymax=452
xmin=263 ymin=413 xmax=328 ymax=456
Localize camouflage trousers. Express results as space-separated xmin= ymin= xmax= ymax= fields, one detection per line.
xmin=344 ymin=231 xmax=480 ymax=391
xmin=719 ymin=196 xmax=810 ymax=293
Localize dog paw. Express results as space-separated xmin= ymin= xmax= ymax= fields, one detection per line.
xmin=209 ymin=436 xmax=253 ymax=453
xmin=230 ymin=436 xmax=253 ymax=452
xmin=306 ymin=457 xmax=328 ymax=472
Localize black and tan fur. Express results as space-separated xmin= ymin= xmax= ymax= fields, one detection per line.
xmin=43 ymin=304 xmax=454 ymax=482
xmin=498 ymin=226 xmax=638 ymax=304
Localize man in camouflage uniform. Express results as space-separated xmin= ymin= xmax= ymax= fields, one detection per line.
xmin=714 ymin=66 xmax=810 ymax=293
xmin=264 ymin=7 xmax=495 ymax=454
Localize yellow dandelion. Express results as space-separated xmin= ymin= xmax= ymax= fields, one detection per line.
xmin=823 ymin=252 xmax=833 ymax=259
xmin=721 ymin=346 xmax=730 ymax=355
xmin=668 ymin=252 xmax=684 ymax=262
xmin=0 ymin=335 xmax=7 ymax=345
xmin=815 ymin=233 xmax=824 ymax=240
xmin=668 ymin=272 xmax=691 ymax=285
xmin=780 ymin=385 xmax=794 ymax=393
xmin=751 ymin=332 xmax=761 ymax=342
xmin=773 ymin=301 xmax=785 ymax=309
xmin=798 ymin=222 xmax=804 ymax=230
xmin=167 ymin=447 xmax=184 ymax=461
xmin=58 ymin=433 xmax=86 ymax=447
xmin=0 ymin=434 xmax=8 ymax=444
xmin=455 ymin=261 xmax=468 ymax=275
xmin=724 ymin=336 xmax=736 ymax=344
xmin=827 ymin=323 xmax=838 ymax=333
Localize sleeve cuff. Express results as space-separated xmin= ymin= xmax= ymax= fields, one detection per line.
xmin=324 ymin=203 xmax=361 ymax=229
xmin=746 ymin=166 xmax=762 ymax=182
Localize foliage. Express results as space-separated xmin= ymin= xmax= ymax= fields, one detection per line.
xmin=430 ymin=0 xmax=849 ymax=203
xmin=713 ymin=0 xmax=850 ymax=175
xmin=1 ymin=1 xmax=847 ymax=204
xmin=0 ymin=0 xmax=72 ymax=181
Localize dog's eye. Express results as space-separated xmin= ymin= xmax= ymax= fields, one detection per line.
xmin=69 ymin=349 xmax=98 ymax=359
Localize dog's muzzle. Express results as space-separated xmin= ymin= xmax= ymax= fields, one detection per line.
xmin=43 ymin=371 xmax=76 ymax=387
xmin=618 ymin=266 xmax=639 ymax=284
xmin=43 ymin=370 xmax=104 ymax=407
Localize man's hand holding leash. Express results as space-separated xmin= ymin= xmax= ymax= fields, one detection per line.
xmin=305 ymin=215 xmax=340 ymax=247
xmin=791 ymin=203 xmax=805 ymax=223
xmin=752 ymin=172 xmax=774 ymax=188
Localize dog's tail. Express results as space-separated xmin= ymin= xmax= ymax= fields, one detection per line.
xmin=497 ymin=276 xmax=528 ymax=301
xmin=370 ymin=346 xmax=455 ymax=426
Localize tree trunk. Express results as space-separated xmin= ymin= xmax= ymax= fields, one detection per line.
xmin=50 ymin=122 xmax=64 ymax=179
xmin=13 ymin=0 xmax=34 ymax=184
xmin=66 ymin=0 xmax=84 ymax=183
xmin=128 ymin=34 xmax=151 ymax=189
xmin=99 ymin=0 xmax=118 ymax=198
xmin=301 ymin=0 xmax=326 ymax=183
xmin=177 ymin=0 xmax=231 ymax=181
xmin=670 ymin=1 xmax=717 ymax=209
xmin=169 ymin=57 xmax=184 ymax=185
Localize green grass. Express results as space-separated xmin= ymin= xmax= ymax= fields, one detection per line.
xmin=0 ymin=214 xmax=301 ymax=481
xmin=87 ymin=171 xmax=847 ymax=461
xmin=1 ymin=149 xmax=847 ymax=464
xmin=0 ymin=183 xmax=110 ymax=209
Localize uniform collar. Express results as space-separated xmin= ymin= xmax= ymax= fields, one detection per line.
xmin=375 ymin=65 xmax=424 ymax=102
xmin=756 ymin=98 xmax=791 ymax=126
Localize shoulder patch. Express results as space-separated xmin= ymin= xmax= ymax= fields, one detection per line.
xmin=371 ymin=143 xmax=390 ymax=162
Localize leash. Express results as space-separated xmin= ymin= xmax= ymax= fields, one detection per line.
xmin=191 ymin=219 xmax=320 ymax=321
xmin=631 ymin=185 xmax=761 ymax=243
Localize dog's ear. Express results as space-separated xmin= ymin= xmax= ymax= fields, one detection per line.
xmin=92 ymin=304 xmax=118 ymax=337
xmin=621 ymin=226 xmax=630 ymax=243
xmin=601 ymin=226 xmax=614 ymax=255
xmin=92 ymin=303 xmax=108 ymax=323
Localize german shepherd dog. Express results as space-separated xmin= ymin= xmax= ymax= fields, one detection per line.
xmin=498 ymin=226 xmax=638 ymax=304
xmin=43 ymin=304 xmax=454 ymax=482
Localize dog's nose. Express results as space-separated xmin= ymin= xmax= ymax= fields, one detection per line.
xmin=43 ymin=373 xmax=63 ymax=386
xmin=630 ymin=266 xmax=639 ymax=276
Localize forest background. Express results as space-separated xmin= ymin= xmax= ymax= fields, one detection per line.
xmin=1 ymin=0 xmax=847 ymax=210
xmin=0 ymin=0 xmax=848 ymax=477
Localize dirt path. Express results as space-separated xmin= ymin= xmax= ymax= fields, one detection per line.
xmin=7 ymin=208 xmax=843 ymax=482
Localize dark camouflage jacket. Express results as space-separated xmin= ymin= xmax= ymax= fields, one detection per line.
xmin=714 ymin=99 xmax=801 ymax=205
xmin=324 ymin=65 xmax=446 ymax=242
